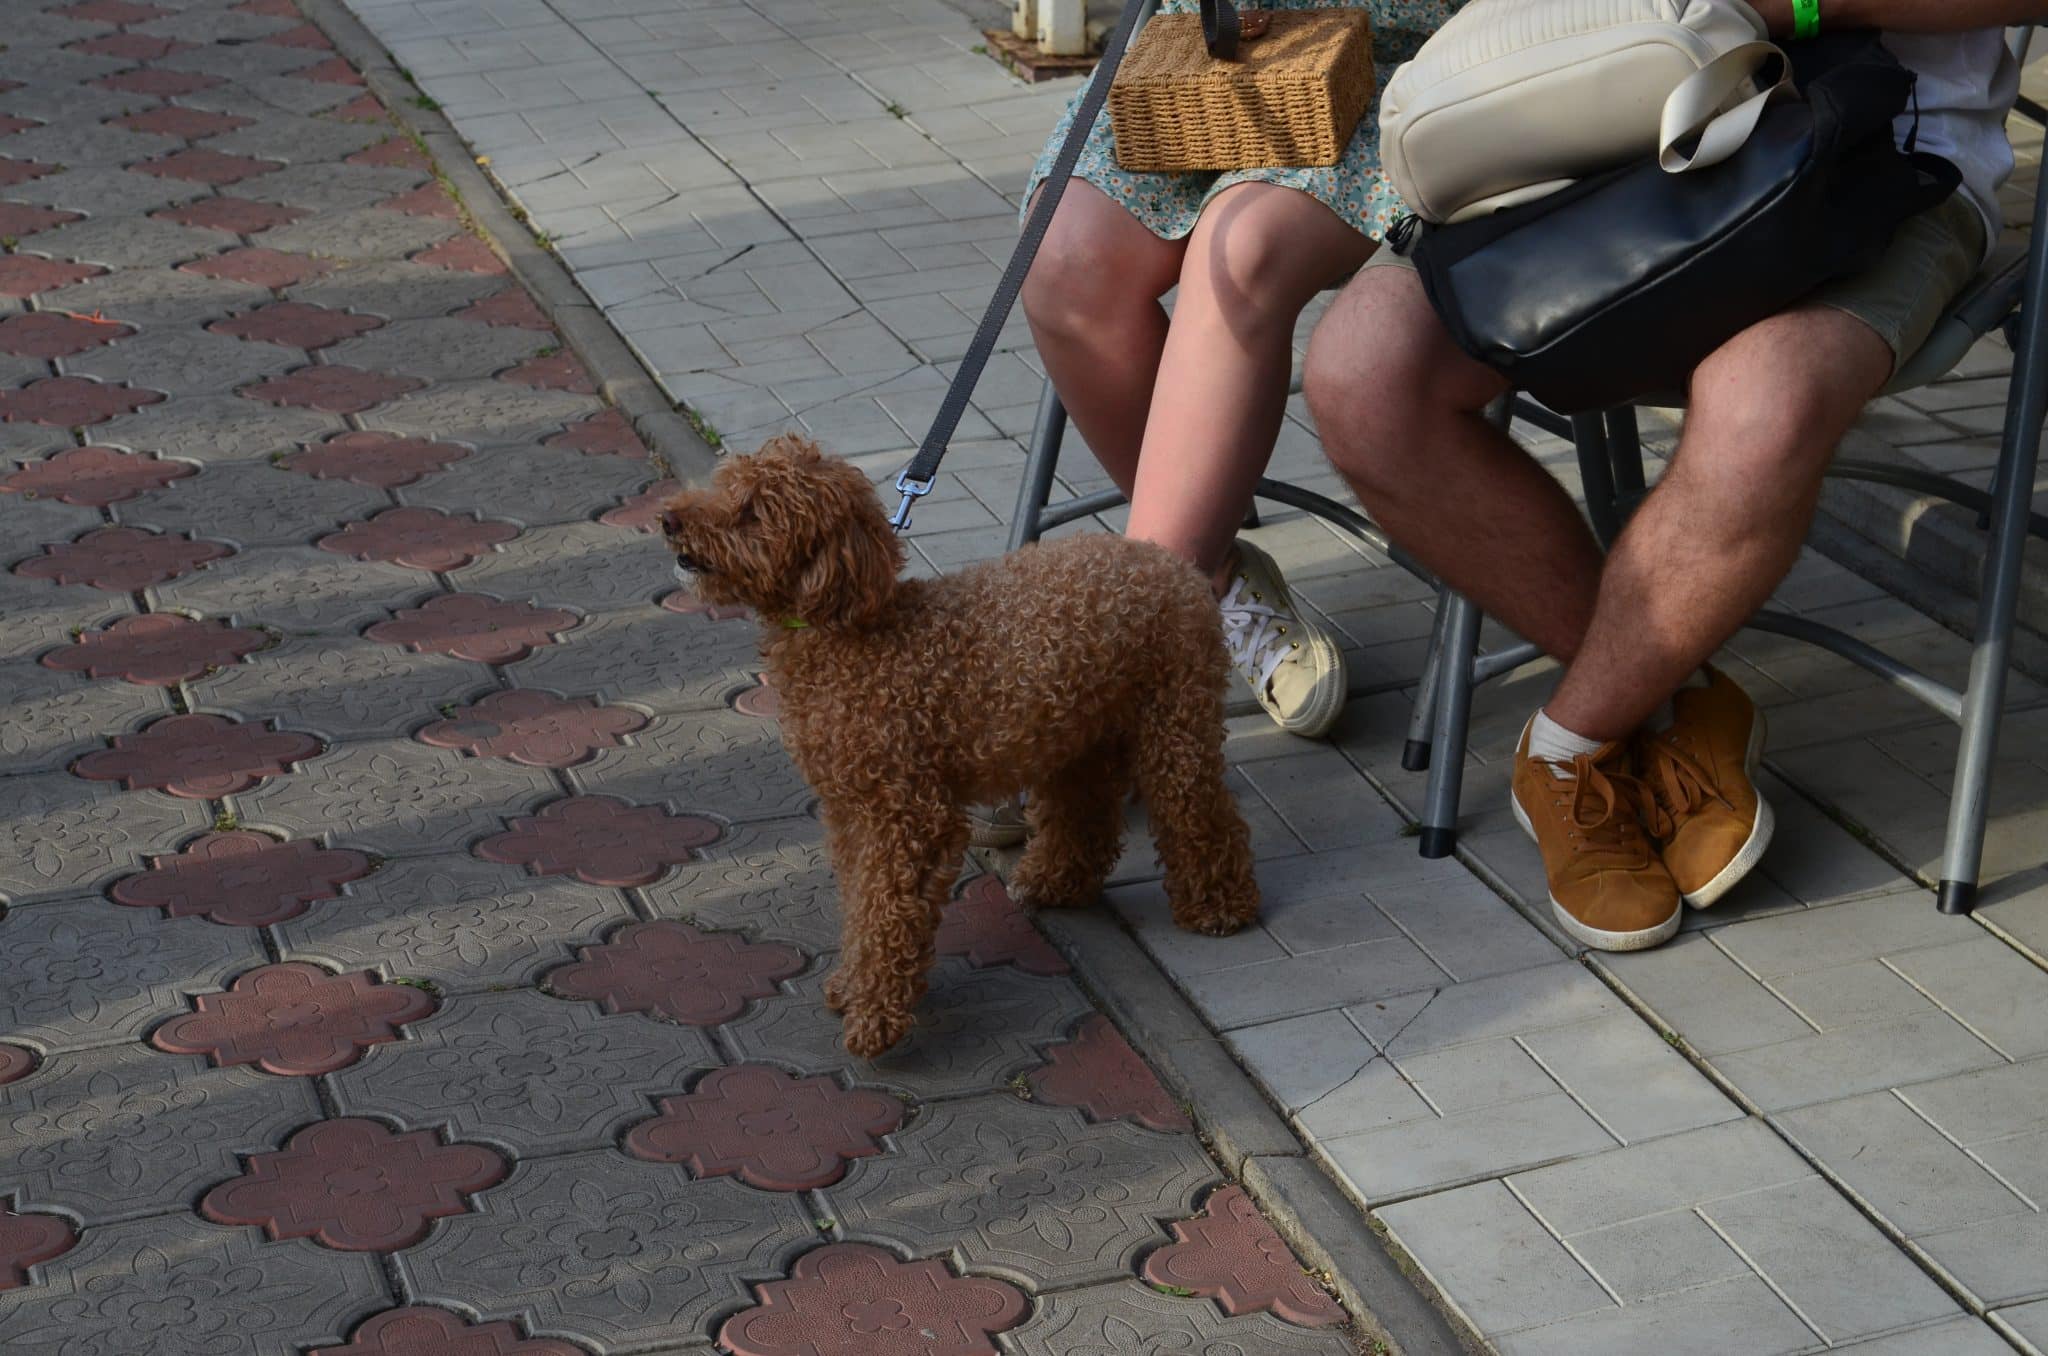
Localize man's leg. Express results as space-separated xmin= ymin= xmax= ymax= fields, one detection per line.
xmin=1303 ymin=262 xmax=1604 ymax=662
xmin=1546 ymin=304 xmax=1895 ymax=740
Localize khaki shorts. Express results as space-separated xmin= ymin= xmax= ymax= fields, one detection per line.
xmin=1361 ymin=192 xmax=1987 ymax=373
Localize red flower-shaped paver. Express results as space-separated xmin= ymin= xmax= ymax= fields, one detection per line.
xmin=1 ymin=446 xmax=190 ymax=506
xmin=134 ymin=149 xmax=278 ymax=184
xmin=211 ymin=302 xmax=382 ymax=350
xmin=283 ymin=431 xmax=466 ymax=488
xmin=1028 ymin=1014 xmax=1190 ymax=1134
xmin=241 ymin=365 xmax=423 ymax=414
xmin=0 ymin=115 xmax=38 ymax=137
xmin=598 ymin=479 xmax=681 ymax=533
xmin=410 ymin=235 xmax=505 ymax=274
xmin=416 ymin=690 xmax=646 ymax=768
xmin=0 ymin=312 xmax=135 ymax=359
xmin=480 ymin=799 xmax=723 ymax=889
xmin=311 ymin=1308 xmax=583 ymax=1356
xmin=936 ymin=876 xmax=1069 ymax=977
xmin=0 ymin=203 xmax=80 ymax=239
xmin=545 ymin=920 xmax=799 ymax=1023
xmin=42 ymin=613 xmax=265 ymax=685
xmin=455 ymin=288 xmax=549 ymax=329
xmin=547 ymin=408 xmax=648 ymax=458
xmin=156 ymin=196 xmax=307 ymax=234
xmin=69 ymin=31 xmax=191 ymax=59
xmin=348 ymin=137 xmax=430 ymax=171
xmin=623 ymin=1065 xmax=901 ymax=1190
xmin=0 ymin=257 xmax=102 ymax=298
xmin=152 ymin=962 xmax=435 ymax=1075
xmin=316 ymin=506 xmax=518 ymax=571
xmin=0 ymin=159 xmax=56 ymax=189
xmin=0 ymin=1203 xmax=77 ymax=1291
xmin=13 ymin=526 xmax=227 ymax=590
xmin=733 ymin=676 xmax=779 ymax=719
xmin=182 ymin=246 xmax=329 ymax=289
xmin=661 ymin=588 xmax=749 ymax=622
xmin=366 ymin=593 xmax=577 ymax=663
xmin=200 ymin=1118 xmax=505 ymax=1251
xmin=111 ymin=106 xmax=253 ymax=138
xmin=57 ymin=0 xmax=169 ymax=19
xmin=72 ymin=712 xmax=321 ymax=797
xmin=329 ymin=93 xmax=386 ymax=122
xmin=1141 ymin=1186 xmax=1346 ymax=1327
xmin=501 ymin=351 xmax=595 ymax=394
xmin=0 ymin=376 xmax=162 ymax=426
xmin=263 ymin=23 xmax=333 ymax=49
xmin=295 ymin=57 xmax=365 ymax=85
xmin=95 ymin=68 xmax=223 ymax=95
xmin=720 ymin=1245 xmax=1028 ymax=1356
xmin=378 ymin=182 xmax=458 ymax=220
xmin=0 ymin=1046 xmax=32 ymax=1086
xmin=112 ymin=831 xmax=372 ymax=926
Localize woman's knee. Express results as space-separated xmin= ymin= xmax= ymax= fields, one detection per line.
xmin=1022 ymin=189 xmax=1177 ymax=338
xmin=1180 ymin=188 xmax=1362 ymax=330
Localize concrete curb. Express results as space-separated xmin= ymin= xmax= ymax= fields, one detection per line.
xmin=1031 ymin=905 xmax=1481 ymax=1356
xmin=294 ymin=0 xmax=720 ymax=487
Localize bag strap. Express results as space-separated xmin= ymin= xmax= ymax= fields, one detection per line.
xmin=1202 ymin=0 xmax=1241 ymax=59
xmin=890 ymin=0 xmax=1152 ymax=532
xmin=1658 ymin=40 xmax=1792 ymax=173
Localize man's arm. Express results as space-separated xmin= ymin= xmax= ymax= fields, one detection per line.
xmin=1749 ymin=0 xmax=2048 ymax=35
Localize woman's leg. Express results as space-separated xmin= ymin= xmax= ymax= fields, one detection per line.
xmin=1126 ymin=182 xmax=1375 ymax=582
xmin=1021 ymin=181 xmax=1188 ymax=495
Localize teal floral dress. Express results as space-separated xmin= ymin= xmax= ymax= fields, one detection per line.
xmin=1025 ymin=0 xmax=1467 ymax=242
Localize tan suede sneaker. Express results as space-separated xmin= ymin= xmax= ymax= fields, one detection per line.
xmin=1638 ymin=667 xmax=1773 ymax=909
xmin=1220 ymin=539 xmax=1346 ymax=738
xmin=1511 ymin=718 xmax=1682 ymax=951
xmin=966 ymin=797 xmax=1028 ymax=848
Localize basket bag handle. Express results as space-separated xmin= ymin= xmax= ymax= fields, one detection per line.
xmin=1201 ymin=0 xmax=1269 ymax=60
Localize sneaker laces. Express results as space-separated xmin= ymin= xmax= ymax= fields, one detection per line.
xmin=1217 ymin=575 xmax=1292 ymax=693
xmin=1539 ymin=743 xmax=1659 ymax=867
xmin=1637 ymin=731 xmax=1731 ymax=838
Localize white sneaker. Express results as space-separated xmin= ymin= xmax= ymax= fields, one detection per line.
xmin=1219 ymin=539 xmax=1346 ymax=738
xmin=966 ymin=797 xmax=1029 ymax=848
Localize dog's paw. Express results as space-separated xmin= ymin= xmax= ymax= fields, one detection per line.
xmin=841 ymin=1006 xmax=912 ymax=1059
xmin=1008 ymin=864 xmax=1096 ymax=911
xmin=1173 ymin=891 xmax=1261 ymax=937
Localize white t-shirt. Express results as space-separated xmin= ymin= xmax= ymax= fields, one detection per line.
xmin=1882 ymin=28 xmax=2023 ymax=258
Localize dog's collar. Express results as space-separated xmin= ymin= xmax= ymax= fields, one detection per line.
xmin=777 ymin=617 xmax=809 ymax=630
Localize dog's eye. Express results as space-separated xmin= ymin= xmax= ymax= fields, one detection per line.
xmin=731 ymin=500 xmax=757 ymax=527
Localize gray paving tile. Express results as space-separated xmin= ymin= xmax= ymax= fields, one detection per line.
xmin=396 ymin=442 xmax=656 ymax=527
xmin=1899 ymin=1058 xmax=2048 ymax=1144
xmin=0 ymin=661 xmax=171 ymax=777
xmin=276 ymin=851 xmax=636 ymax=993
xmin=567 ymin=706 xmax=814 ymax=823
xmin=512 ymin=604 xmax=764 ymax=716
xmin=326 ymin=317 xmax=554 ymax=386
xmin=822 ymin=1094 xmax=1217 ymax=1289
xmin=0 ymin=773 xmax=211 ymax=907
xmin=1006 ymin=1282 xmax=1357 ymax=1354
xmin=1322 ymin=1092 xmax=1616 ymax=1202
xmin=0 ymin=896 xmax=264 ymax=1055
xmin=1997 ymin=1298 xmax=2048 ymax=1354
xmin=1376 ymin=1181 xmax=1613 ymax=1335
xmin=452 ymin=519 xmax=676 ymax=613
xmin=1777 ymin=1091 xmax=2031 ymax=1236
xmin=1771 ymin=958 xmax=1936 ymax=1030
xmin=1836 ymin=1318 xmax=2020 ymax=1355
xmin=723 ymin=958 xmax=1091 ymax=1100
xmin=1379 ymin=963 xmax=1623 ymax=1058
xmin=1567 ymin=1209 xmax=1751 ymax=1302
xmin=0 ymin=1213 xmax=384 ymax=1356
xmin=235 ymin=737 xmax=558 ymax=858
xmin=151 ymin=545 xmax=434 ymax=637
xmin=1510 ymin=1119 xmax=1813 ymax=1237
xmin=114 ymin=460 xmax=388 ymax=550
xmin=331 ymin=988 xmax=716 ymax=1155
xmin=637 ymin=814 xmax=840 ymax=951
xmin=1372 ymin=871 xmax=1568 ymax=983
xmin=92 ymin=394 xmax=346 ymax=468
xmin=287 ymin=258 xmax=506 ymax=319
xmin=1396 ymin=1036 xmax=1558 ymax=1115
xmin=1519 ymin=1014 xmax=1744 ymax=1144
xmin=1495 ymin=1277 xmax=1815 ymax=1356
xmin=1710 ymin=1010 xmax=2005 ymax=1112
xmin=1703 ymin=1175 xmax=1964 ymax=1341
xmin=0 ymin=572 xmax=131 ymax=665
xmin=1185 ymin=936 xmax=1448 ymax=1030
xmin=1886 ymin=935 xmax=2048 ymax=1059
xmin=362 ymin=380 xmax=602 ymax=449
xmin=397 ymin=1149 xmax=815 ymax=1351
xmin=1597 ymin=933 xmax=1827 ymax=1056
xmin=1917 ymin=1211 xmax=2048 ymax=1308
xmin=66 ymin=329 xmax=300 ymax=400
xmin=0 ymin=1043 xmax=322 ymax=1225
xmin=1709 ymin=889 xmax=1971 ymax=979
xmin=186 ymin=634 xmax=493 ymax=744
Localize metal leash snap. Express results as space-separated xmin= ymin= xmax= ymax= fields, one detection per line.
xmin=889 ymin=471 xmax=932 ymax=532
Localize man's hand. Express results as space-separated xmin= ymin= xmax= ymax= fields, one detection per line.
xmin=1749 ymin=0 xmax=2048 ymax=35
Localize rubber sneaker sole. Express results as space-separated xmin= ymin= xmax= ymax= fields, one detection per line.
xmin=1258 ymin=626 xmax=1347 ymax=738
xmin=966 ymin=798 xmax=1029 ymax=849
xmin=1511 ymin=791 xmax=1683 ymax=952
xmin=1678 ymin=710 xmax=1774 ymax=910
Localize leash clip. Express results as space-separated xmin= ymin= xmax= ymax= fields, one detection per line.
xmin=889 ymin=471 xmax=932 ymax=532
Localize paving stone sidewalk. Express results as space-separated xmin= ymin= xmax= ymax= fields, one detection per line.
xmin=325 ymin=0 xmax=2048 ymax=1351
xmin=0 ymin=4 xmax=1377 ymax=1352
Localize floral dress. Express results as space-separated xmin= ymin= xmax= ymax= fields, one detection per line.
xmin=1025 ymin=0 xmax=1467 ymax=242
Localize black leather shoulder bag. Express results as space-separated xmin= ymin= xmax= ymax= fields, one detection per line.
xmin=1394 ymin=32 xmax=1962 ymax=414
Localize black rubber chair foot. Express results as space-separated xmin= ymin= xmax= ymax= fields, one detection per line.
xmin=1937 ymin=879 xmax=1978 ymax=916
xmin=1417 ymin=826 xmax=1457 ymax=860
xmin=1401 ymin=739 xmax=1432 ymax=772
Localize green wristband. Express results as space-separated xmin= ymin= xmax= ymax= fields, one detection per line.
xmin=1791 ymin=0 xmax=1819 ymax=39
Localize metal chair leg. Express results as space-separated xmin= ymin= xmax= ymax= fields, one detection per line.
xmin=1008 ymin=380 xmax=1069 ymax=551
xmin=1938 ymin=242 xmax=2048 ymax=916
xmin=1419 ymin=591 xmax=1482 ymax=859
xmin=1573 ymin=413 xmax=1623 ymax=548
xmin=1605 ymin=406 xmax=1648 ymax=520
xmin=1404 ymin=599 xmax=1451 ymax=771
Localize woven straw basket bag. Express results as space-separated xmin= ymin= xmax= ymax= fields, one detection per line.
xmin=1109 ymin=0 xmax=1375 ymax=172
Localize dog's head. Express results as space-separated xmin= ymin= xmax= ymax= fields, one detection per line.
xmin=660 ymin=435 xmax=906 ymax=629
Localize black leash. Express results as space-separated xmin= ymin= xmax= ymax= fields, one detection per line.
xmin=889 ymin=0 xmax=1158 ymax=531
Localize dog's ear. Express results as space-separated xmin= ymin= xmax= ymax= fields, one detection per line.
xmin=791 ymin=461 xmax=904 ymax=627
xmin=760 ymin=434 xmax=825 ymax=465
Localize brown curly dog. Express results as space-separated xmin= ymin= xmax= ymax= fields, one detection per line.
xmin=662 ymin=436 xmax=1260 ymax=1057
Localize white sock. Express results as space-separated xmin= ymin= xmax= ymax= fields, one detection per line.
xmin=1528 ymin=709 xmax=1603 ymax=773
xmin=1646 ymin=670 xmax=1713 ymax=733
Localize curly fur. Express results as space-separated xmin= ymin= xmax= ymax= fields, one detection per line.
xmin=664 ymin=436 xmax=1260 ymax=1056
